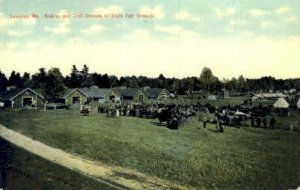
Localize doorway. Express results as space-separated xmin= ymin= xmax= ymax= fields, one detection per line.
xmin=72 ymin=97 xmax=80 ymax=104
xmin=23 ymin=97 xmax=33 ymax=107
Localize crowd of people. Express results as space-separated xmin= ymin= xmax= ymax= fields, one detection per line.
xmin=93 ymin=101 xmax=287 ymax=132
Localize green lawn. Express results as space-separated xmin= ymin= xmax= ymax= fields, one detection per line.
xmin=0 ymin=138 xmax=117 ymax=190
xmin=0 ymin=109 xmax=299 ymax=189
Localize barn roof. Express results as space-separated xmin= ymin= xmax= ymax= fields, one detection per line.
xmin=80 ymin=88 xmax=110 ymax=98
xmin=63 ymin=88 xmax=110 ymax=99
xmin=145 ymin=88 xmax=167 ymax=98
xmin=62 ymin=88 xmax=84 ymax=99
xmin=116 ymin=88 xmax=141 ymax=98
xmin=0 ymin=88 xmax=44 ymax=101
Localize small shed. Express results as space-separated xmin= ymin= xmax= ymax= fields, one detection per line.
xmin=273 ymin=98 xmax=289 ymax=108
xmin=0 ymin=88 xmax=45 ymax=109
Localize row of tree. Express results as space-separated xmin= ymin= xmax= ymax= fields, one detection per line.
xmin=0 ymin=65 xmax=299 ymax=100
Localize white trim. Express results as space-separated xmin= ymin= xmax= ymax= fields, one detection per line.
xmin=10 ymin=88 xmax=44 ymax=100
xmin=64 ymin=88 xmax=87 ymax=99
xmin=103 ymin=88 xmax=121 ymax=98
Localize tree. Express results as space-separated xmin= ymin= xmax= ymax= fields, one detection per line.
xmin=200 ymin=67 xmax=219 ymax=92
xmin=80 ymin=64 xmax=93 ymax=87
xmin=8 ymin=71 xmax=23 ymax=88
xmin=128 ymin=76 xmax=139 ymax=88
xmin=22 ymin=72 xmax=31 ymax=87
xmin=100 ymin=74 xmax=110 ymax=88
xmin=109 ymin=75 xmax=119 ymax=87
xmin=44 ymin=68 xmax=65 ymax=100
xmin=158 ymin=74 xmax=166 ymax=88
xmin=66 ymin=65 xmax=82 ymax=88
xmin=138 ymin=76 xmax=150 ymax=87
xmin=31 ymin=68 xmax=47 ymax=89
xmin=0 ymin=71 xmax=8 ymax=91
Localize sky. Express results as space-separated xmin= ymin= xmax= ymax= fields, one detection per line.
xmin=0 ymin=0 xmax=300 ymax=79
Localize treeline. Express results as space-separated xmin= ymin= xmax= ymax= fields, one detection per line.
xmin=0 ymin=65 xmax=299 ymax=99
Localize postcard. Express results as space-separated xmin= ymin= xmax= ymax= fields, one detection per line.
xmin=0 ymin=1 xmax=299 ymax=189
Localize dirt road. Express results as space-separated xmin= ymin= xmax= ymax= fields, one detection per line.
xmin=0 ymin=125 xmax=190 ymax=190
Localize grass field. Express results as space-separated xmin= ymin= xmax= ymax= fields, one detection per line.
xmin=0 ymin=138 xmax=117 ymax=190
xmin=0 ymin=109 xmax=299 ymax=189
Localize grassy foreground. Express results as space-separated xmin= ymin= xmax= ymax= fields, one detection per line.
xmin=0 ymin=138 xmax=117 ymax=190
xmin=0 ymin=109 xmax=299 ymax=189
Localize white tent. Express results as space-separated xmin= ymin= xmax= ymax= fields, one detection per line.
xmin=273 ymin=98 xmax=289 ymax=108
xmin=297 ymin=98 xmax=300 ymax=109
xmin=235 ymin=111 xmax=246 ymax=116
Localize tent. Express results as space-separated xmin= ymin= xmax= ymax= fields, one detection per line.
xmin=297 ymin=98 xmax=300 ymax=109
xmin=235 ymin=111 xmax=247 ymax=116
xmin=273 ymin=98 xmax=289 ymax=108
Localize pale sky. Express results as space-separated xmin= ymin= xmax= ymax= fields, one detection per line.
xmin=0 ymin=0 xmax=300 ymax=79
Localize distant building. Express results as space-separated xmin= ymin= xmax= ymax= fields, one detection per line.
xmin=108 ymin=87 xmax=171 ymax=103
xmin=79 ymin=87 xmax=111 ymax=102
xmin=218 ymin=88 xmax=229 ymax=99
xmin=63 ymin=88 xmax=116 ymax=104
xmin=145 ymin=88 xmax=171 ymax=102
xmin=63 ymin=88 xmax=88 ymax=105
xmin=63 ymin=87 xmax=171 ymax=104
xmin=114 ymin=88 xmax=148 ymax=103
xmin=0 ymin=88 xmax=45 ymax=109
xmin=103 ymin=88 xmax=122 ymax=103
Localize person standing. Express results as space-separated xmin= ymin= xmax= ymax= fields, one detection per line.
xmin=256 ymin=117 xmax=261 ymax=128
xmin=269 ymin=117 xmax=276 ymax=129
xmin=262 ymin=117 xmax=267 ymax=128
xmin=251 ymin=117 xmax=255 ymax=127
xmin=215 ymin=116 xmax=220 ymax=132
xmin=203 ymin=117 xmax=207 ymax=129
xmin=219 ymin=120 xmax=224 ymax=133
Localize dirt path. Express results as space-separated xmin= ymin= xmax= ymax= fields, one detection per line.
xmin=0 ymin=125 xmax=190 ymax=190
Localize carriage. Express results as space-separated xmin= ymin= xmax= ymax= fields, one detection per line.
xmin=80 ymin=105 xmax=90 ymax=116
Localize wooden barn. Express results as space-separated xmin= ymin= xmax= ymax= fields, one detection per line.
xmin=114 ymin=88 xmax=148 ymax=103
xmin=0 ymin=88 xmax=45 ymax=109
xmin=63 ymin=87 xmax=122 ymax=104
xmin=145 ymin=88 xmax=171 ymax=101
xmin=103 ymin=88 xmax=122 ymax=103
xmin=106 ymin=87 xmax=171 ymax=103
xmin=63 ymin=88 xmax=87 ymax=105
xmin=63 ymin=87 xmax=171 ymax=104
xmin=107 ymin=88 xmax=148 ymax=103
xmin=79 ymin=87 xmax=111 ymax=103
